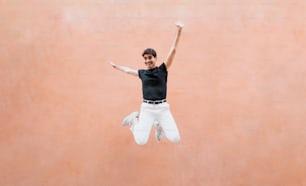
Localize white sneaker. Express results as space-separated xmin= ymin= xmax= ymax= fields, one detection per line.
xmin=122 ymin=112 xmax=138 ymax=126
xmin=154 ymin=121 xmax=164 ymax=141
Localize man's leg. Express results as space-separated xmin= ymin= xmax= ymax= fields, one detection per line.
xmin=122 ymin=111 xmax=163 ymax=143
xmin=131 ymin=105 xmax=155 ymax=145
xmin=157 ymin=103 xmax=180 ymax=143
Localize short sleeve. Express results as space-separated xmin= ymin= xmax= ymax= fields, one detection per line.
xmin=159 ymin=63 xmax=167 ymax=72
xmin=138 ymin=69 xmax=144 ymax=79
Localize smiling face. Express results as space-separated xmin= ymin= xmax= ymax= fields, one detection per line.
xmin=142 ymin=48 xmax=157 ymax=69
xmin=143 ymin=54 xmax=157 ymax=69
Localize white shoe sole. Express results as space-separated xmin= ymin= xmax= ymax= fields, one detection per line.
xmin=122 ymin=112 xmax=138 ymax=126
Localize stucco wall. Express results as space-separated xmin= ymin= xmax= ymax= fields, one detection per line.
xmin=1 ymin=0 xmax=306 ymax=185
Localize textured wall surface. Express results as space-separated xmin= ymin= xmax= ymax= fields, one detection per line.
xmin=1 ymin=0 xmax=306 ymax=186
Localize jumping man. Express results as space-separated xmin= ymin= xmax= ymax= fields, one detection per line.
xmin=109 ymin=21 xmax=183 ymax=145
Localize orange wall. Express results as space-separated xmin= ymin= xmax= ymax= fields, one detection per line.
xmin=1 ymin=1 xmax=306 ymax=186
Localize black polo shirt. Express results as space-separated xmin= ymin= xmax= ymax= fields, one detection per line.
xmin=138 ymin=63 xmax=168 ymax=100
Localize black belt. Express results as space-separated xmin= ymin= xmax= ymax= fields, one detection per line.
xmin=143 ymin=99 xmax=166 ymax=104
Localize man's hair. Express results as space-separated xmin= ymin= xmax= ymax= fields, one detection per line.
xmin=142 ymin=48 xmax=157 ymax=58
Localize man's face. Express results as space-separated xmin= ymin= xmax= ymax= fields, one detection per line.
xmin=143 ymin=54 xmax=156 ymax=69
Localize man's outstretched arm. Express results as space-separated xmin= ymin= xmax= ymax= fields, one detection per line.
xmin=165 ymin=21 xmax=184 ymax=69
xmin=109 ymin=61 xmax=138 ymax=77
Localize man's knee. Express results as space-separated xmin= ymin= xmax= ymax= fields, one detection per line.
xmin=135 ymin=137 xmax=148 ymax=145
xmin=168 ymin=134 xmax=180 ymax=143
xmin=166 ymin=132 xmax=181 ymax=142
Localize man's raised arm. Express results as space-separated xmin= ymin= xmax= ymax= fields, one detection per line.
xmin=165 ymin=21 xmax=184 ymax=69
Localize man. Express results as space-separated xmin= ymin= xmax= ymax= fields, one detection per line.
xmin=109 ymin=21 xmax=183 ymax=145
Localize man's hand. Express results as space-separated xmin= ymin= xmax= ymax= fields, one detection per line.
xmin=109 ymin=61 xmax=116 ymax=68
xmin=175 ymin=21 xmax=184 ymax=31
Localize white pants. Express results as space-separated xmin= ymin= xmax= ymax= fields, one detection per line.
xmin=131 ymin=102 xmax=180 ymax=145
